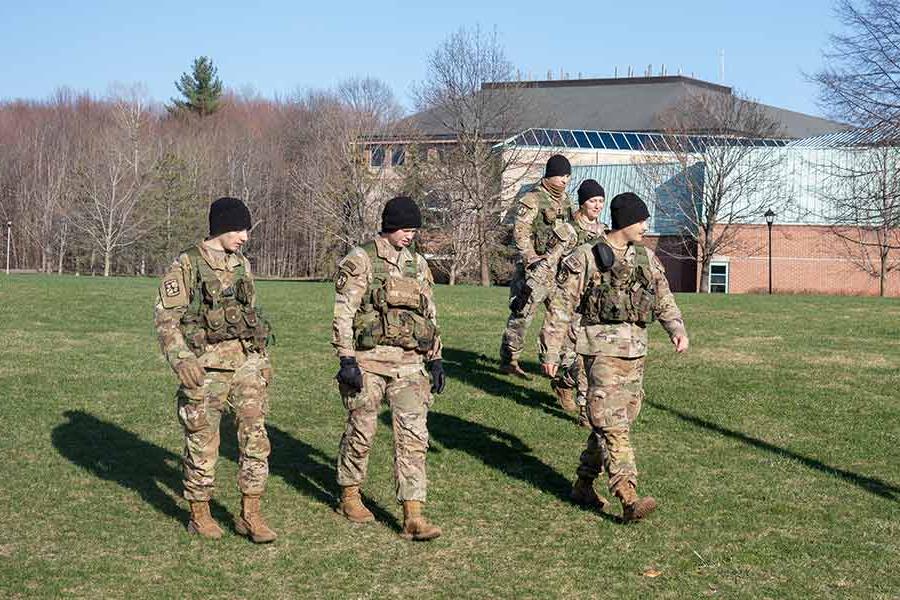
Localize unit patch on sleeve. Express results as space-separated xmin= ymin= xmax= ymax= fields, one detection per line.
xmin=164 ymin=279 xmax=181 ymax=297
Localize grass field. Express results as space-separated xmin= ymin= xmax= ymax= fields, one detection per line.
xmin=0 ymin=275 xmax=898 ymax=599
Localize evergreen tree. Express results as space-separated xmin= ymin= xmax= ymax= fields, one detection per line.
xmin=168 ymin=56 xmax=223 ymax=117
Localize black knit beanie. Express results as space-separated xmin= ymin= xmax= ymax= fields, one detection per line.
xmin=381 ymin=196 xmax=422 ymax=232
xmin=209 ymin=197 xmax=252 ymax=236
xmin=544 ymin=154 xmax=571 ymax=178
xmin=577 ymin=179 xmax=605 ymax=205
xmin=610 ymin=192 xmax=650 ymax=230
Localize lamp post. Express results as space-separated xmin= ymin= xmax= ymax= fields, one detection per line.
xmin=5 ymin=221 xmax=10 ymax=275
xmin=764 ymin=209 xmax=775 ymax=294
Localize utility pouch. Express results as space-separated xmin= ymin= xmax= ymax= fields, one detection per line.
xmin=353 ymin=310 xmax=382 ymax=351
xmin=412 ymin=314 xmax=437 ymax=353
xmin=383 ymin=277 xmax=421 ymax=310
xmin=224 ymin=303 xmax=242 ymax=325
xmin=244 ymin=308 xmax=259 ymax=328
xmin=383 ymin=309 xmax=417 ymax=350
xmin=202 ymin=279 xmax=222 ymax=304
xmin=205 ymin=307 xmax=226 ymax=331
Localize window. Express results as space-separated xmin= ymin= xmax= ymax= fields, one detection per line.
xmin=709 ymin=262 xmax=729 ymax=293
xmin=370 ymin=146 xmax=384 ymax=167
xmin=391 ymin=145 xmax=405 ymax=166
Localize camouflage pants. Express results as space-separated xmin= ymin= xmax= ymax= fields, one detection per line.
xmin=176 ymin=353 xmax=271 ymax=502
xmin=500 ymin=263 xmax=553 ymax=363
xmin=337 ymin=365 xmax=432 ymax=503
xmin=575 ymin=355 xmax=645 ymax=492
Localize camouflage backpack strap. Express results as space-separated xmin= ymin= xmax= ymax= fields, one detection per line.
xmin=633 ymin=244 xmax=650 ymax=269
xmin=403 ymin=242 xmax=418 ymax=278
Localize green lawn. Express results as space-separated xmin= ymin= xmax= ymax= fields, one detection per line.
xmin=0 ymin=275 xmax=897 ymax=599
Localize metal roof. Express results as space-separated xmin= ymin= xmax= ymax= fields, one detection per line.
xmin=786 ymin=128 xmax=900 ymax=147
xmin=496 ymin=128 xmax=789 ymax=153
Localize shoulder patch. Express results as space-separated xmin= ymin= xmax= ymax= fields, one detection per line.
xmin=159 ymin=265 xmax=189 ymax=309
xmin=338 ymin=252 xmax=366 ymax=276
xmin=518 ymin=193 xmax=538 ymax=210
xmin=561 ymin=251 xmax=584 ymax=273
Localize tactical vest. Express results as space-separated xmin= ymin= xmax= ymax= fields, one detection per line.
xmin=351 ymin=242 xmax=437 ymax=353
xmin=573 ymin=213 xmax=603 ymax=247
xmin=179 ymin=247 xmax=272 ymax=355
xmin=530 ymin=186 xmax=568 ymax=255
xmin=578 ymin=244 xmax=658 ymax=325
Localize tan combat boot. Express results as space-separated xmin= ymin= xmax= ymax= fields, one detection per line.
xmin=551 ymin=381 xmax=578 ymax=413
xmin=500 ymin=360 xmax=532 ymax=380
xmin=187 ymin=501 xmax=224 ymax=539
xmin=615 ymin=483 xmax=657 ymax=522
xmin=235 ymin=495 xmax=278 ymax=543
xmin=570 ymin=477 xmax=610 ymax=511
xmin=577 ymin=404 xmax=591 ymax=429
xmin=400 ymin=500 xmax=442 ymax=541
xmin=337 ymin=485 xmax=375 ymax=523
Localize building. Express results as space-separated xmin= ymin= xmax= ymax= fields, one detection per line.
xmin=368 ymin=76 xmax=899 ymax=296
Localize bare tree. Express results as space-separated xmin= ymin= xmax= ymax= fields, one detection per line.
xmin=287 ymin=80 xmax=403 ymax=255
xmin=639 ymin=90 xmax=788 ymax=292
xmin=69 ymin=90 xmax=155 ymax=276
xmin=413 ymin=26 xmax=531 ymax=286
xmin=815 ymin=0 xmax=900 ymax=134
xmin=814 ymin=146 xmax=900 ymax=296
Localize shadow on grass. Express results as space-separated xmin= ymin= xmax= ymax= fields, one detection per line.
xmin=442 ymin=347 xmax=573 ymax=423
xmin=650 ymin=401 xmax=900 ymax=502
xmin=379 ymin=410 xmax=618 ymax=522
xmin=50 ymin=410 xmax=230 ymax=526
xmin=218 ymin=418 xmax=401 ymax=532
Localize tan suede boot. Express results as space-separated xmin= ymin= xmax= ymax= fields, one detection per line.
xmin=570 ymin=477 xmax=610 ymax=511
xmin=400 ymin=500 xmax=442 ymax=541
xmin=615 ymin=483 xmax=657 ymax=522
xmin=235 ymin=495 xmax=278 ymax=543
xmin=188 ymin=501 xmax=224 ymax=539
xmin=551 ymin=381 xmax=578 ymax=413
xmin=500 ymin=361 xmax=532 ymax=380
xmin=338 ymin=485 xmax=375 ymax=523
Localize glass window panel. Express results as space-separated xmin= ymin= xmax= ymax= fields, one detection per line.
xmin=635 ymin=134 xmax=653 ymax=150
xmin=624 ymin=133 xmax=642 ymax=150
xmin=586 ymin=131 xmax=604 ymax=148
xmin=598 ymin=132 xmax=616 ymax=149
xmin=370 ymin=146 xmax=384 ymax=167
xmin=711 ymin=264 xmax=727 ymax=275
xmin=548 ymin=129 xmax=565 ymax=147
xmin=561 ymin=130 xmax=578 ymax=147
xmin=534 ymin=129 xmax=552 ymax=147
xmin=710 ymin=283 xmax=727 ymax=293
xmin=611 ymin=132 xmax=630 ymax=149
xmin=644 ymin=134 xmax=663 ymax=151
xmin=391 ymin=146 xmax=405 ymax=166
xmin=573 ymin=130 xmax=591 ymax=148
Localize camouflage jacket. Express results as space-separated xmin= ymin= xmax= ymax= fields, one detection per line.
xmin=154 ymin=241 xmax=260 ymax=371
xmin=540 ymin=242 xmax=686 ymax=361
xmin=332 ymin=236 xmax=442 ymax=374
xmin=512 ymin=180 xmax=571 ymax=265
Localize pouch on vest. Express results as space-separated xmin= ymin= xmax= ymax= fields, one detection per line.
xmin=224 ymin=303 xmax=242 ymax=325
xmin=353 ymin=310 xmax=382 ymax=350
xmin=205 ymin=307 xmax=226 ymax=331
xmin=383 ymin=277 xmax=421 ymax=310
xmin=383 ymin=309 xmax=418 ymax=350
xmin=412 ymin=314 xmax=437 ymax=352
xmin=202 ymin=279 xmax=222 ymax=304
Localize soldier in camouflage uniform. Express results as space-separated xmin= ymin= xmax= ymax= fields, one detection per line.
xmin=540 ymin=179 xmax=606 ymax=418
xmin=541 ymin=193 xmax=689 ymax=521
xmin=154 ymin=197 xmax=277 ymax=543
xmin=500 ymin=154 xmax=573 ymax=379
xmin=332 ymin=196 xmax=446 ymax=541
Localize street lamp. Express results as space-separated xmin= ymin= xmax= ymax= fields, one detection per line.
xmin=5 ymin=221 xmax=10 ymax=275
xmin=764 ymin=209 xmax=775 ymax=295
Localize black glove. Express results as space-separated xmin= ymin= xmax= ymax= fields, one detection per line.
xmin=336 ymin=356 xmax=364 ymax=393
xmin=427 ymin=359 xmax=445 ymax=395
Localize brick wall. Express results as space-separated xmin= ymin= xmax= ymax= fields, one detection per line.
xmin=706 ymin=224 xmax=900 ymax=297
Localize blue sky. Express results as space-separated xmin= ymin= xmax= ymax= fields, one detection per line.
xmin=1 ymin=0 xmax=840 ymax=117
